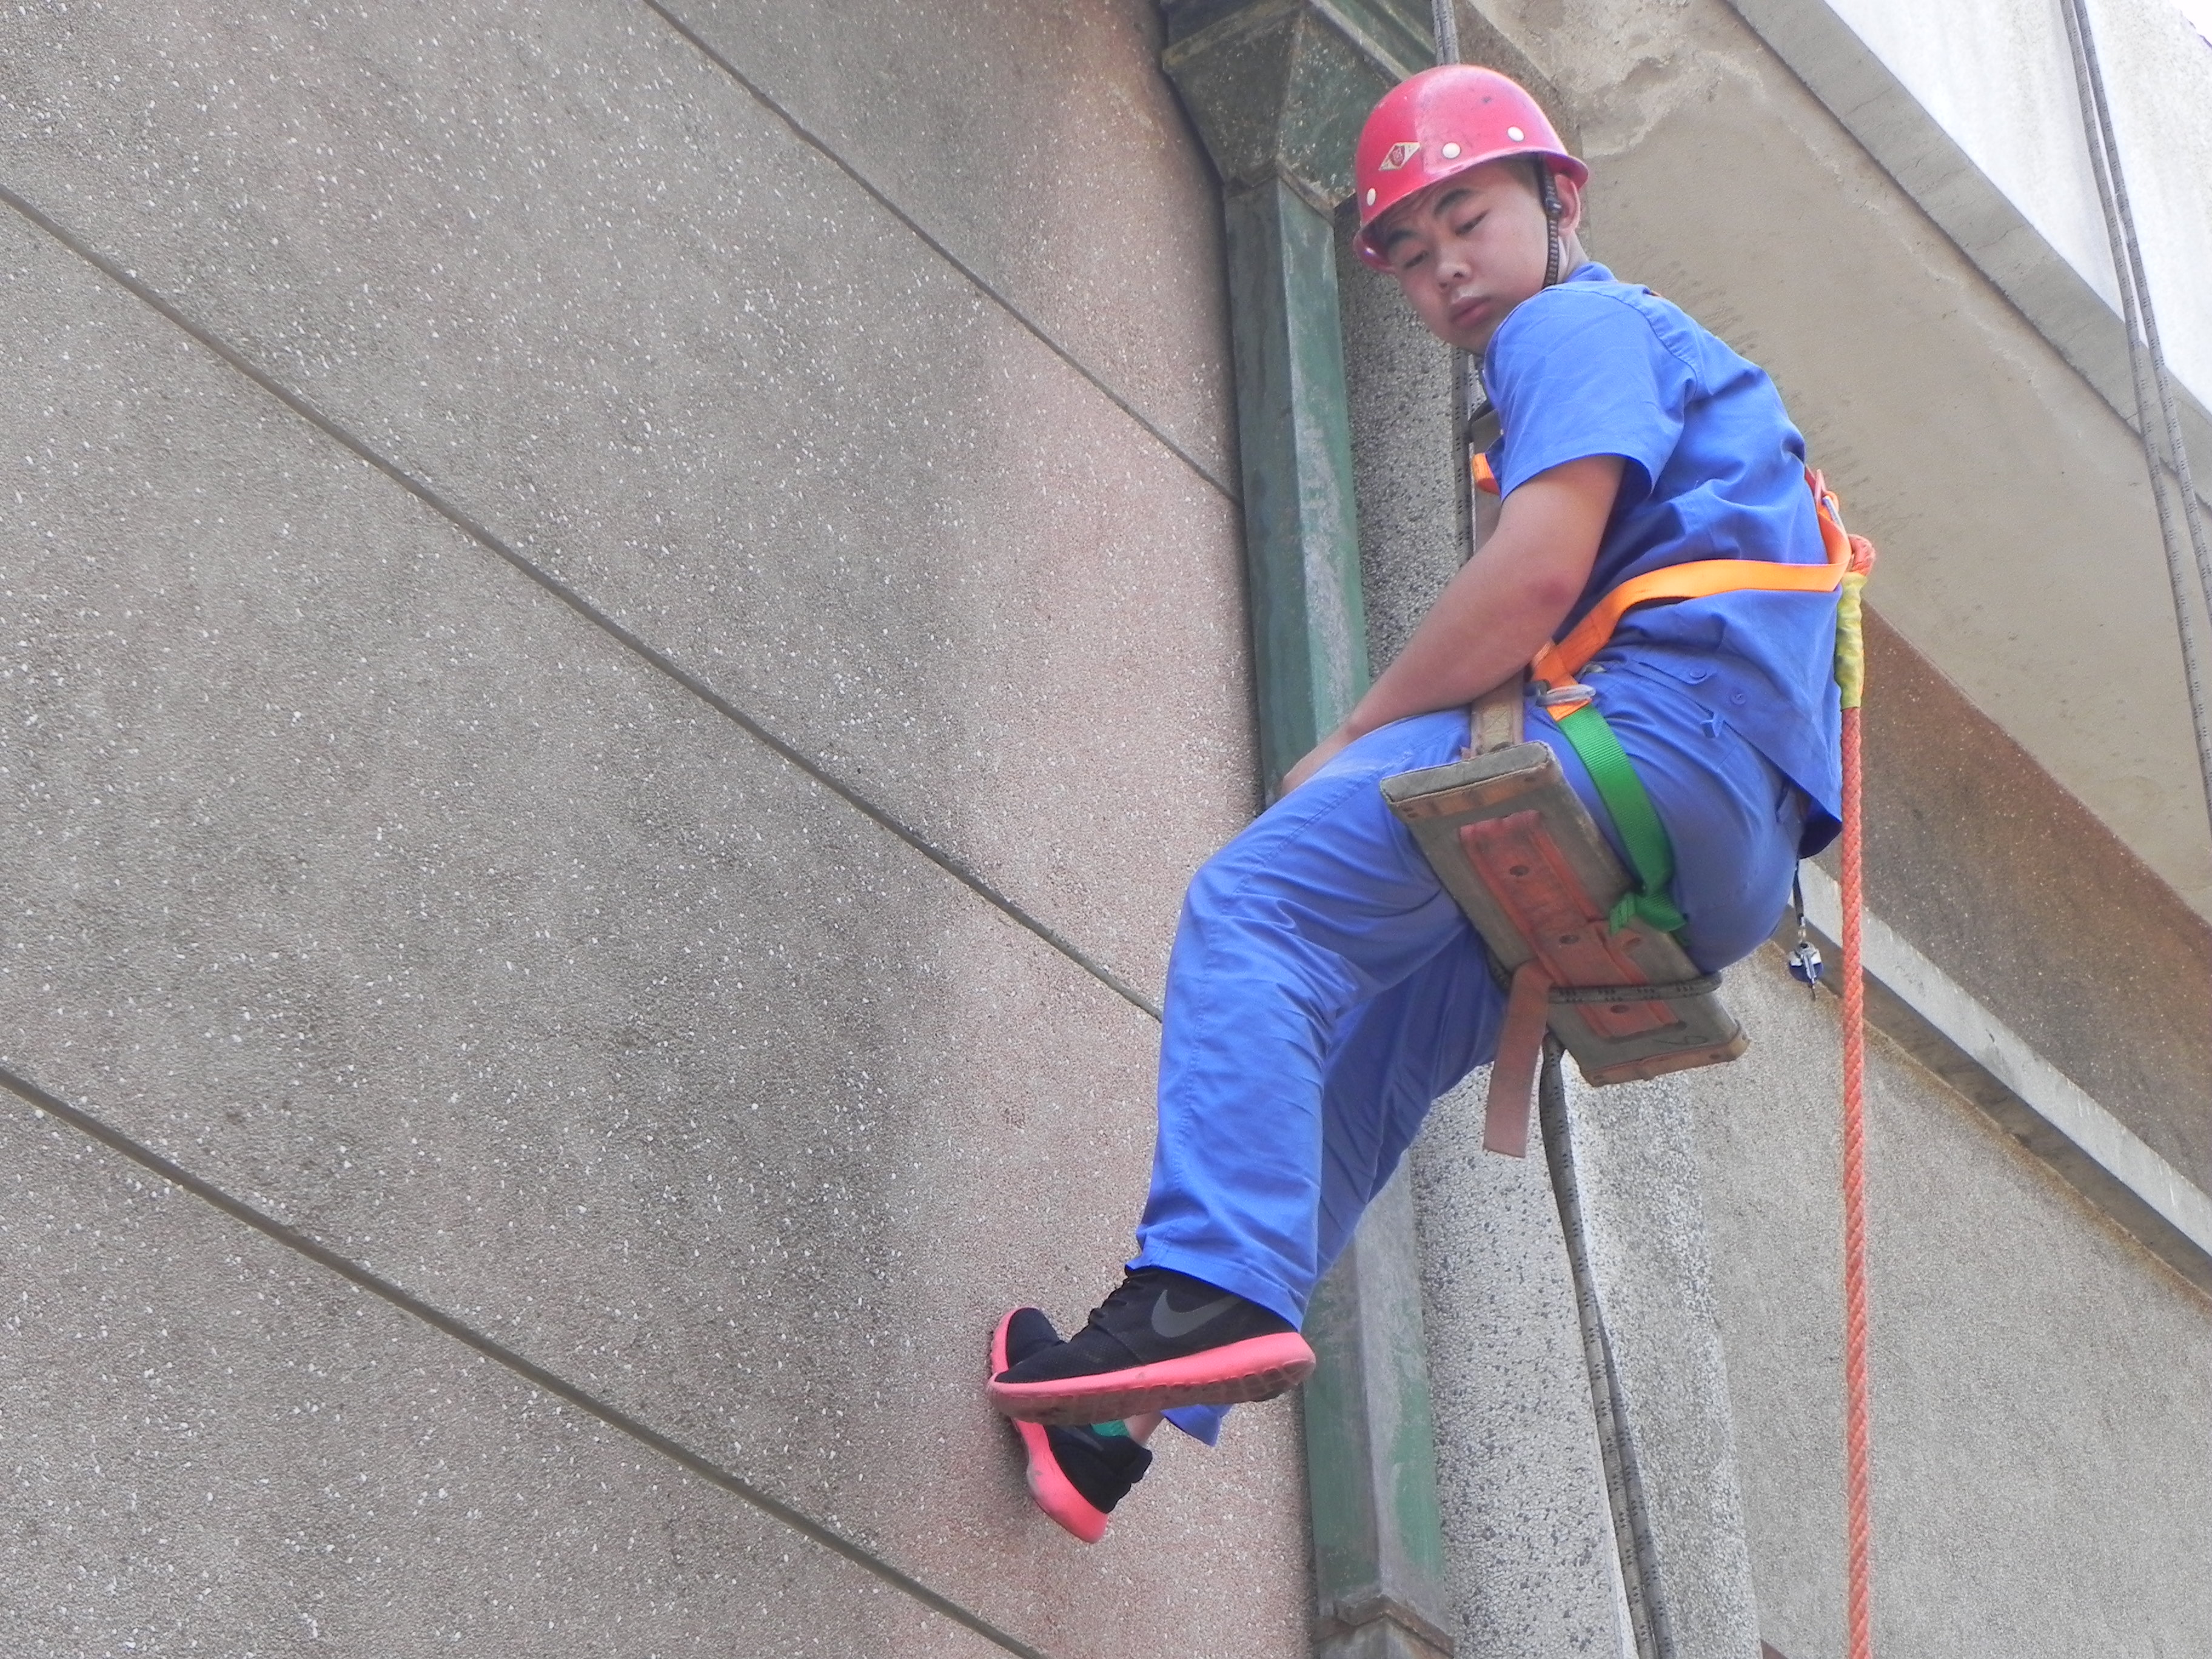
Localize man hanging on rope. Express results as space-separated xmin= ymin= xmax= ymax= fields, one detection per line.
xmin=985 ymin=64 xmax=1847 ymax=1541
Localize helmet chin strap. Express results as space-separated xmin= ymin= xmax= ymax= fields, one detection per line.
xmin=1533 ymin=158 xmax=1564 ymax=289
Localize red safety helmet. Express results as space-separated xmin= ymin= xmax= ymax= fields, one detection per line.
xmin=1352 ymin=65 xmax=1587 ymax=270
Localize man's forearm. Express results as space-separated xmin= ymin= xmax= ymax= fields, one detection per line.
xmin=1337 ymin=454 xmax=1621 ymax=741
xmin=1338 ymin=543 xmax=1581 ymax=738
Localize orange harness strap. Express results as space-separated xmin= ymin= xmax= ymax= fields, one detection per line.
xmin=1473 ymin=460 xmax=1854 ymax=706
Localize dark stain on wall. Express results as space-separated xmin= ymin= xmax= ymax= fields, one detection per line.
xmin=1847 ymin=609 xmax=2212 ymax=1187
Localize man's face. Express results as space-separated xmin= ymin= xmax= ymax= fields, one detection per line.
xmin=1376 ymin=161 xmax=1576 ymax=353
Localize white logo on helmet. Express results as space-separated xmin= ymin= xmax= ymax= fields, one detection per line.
xmin=1377 ymin=141 xmax=1422 ymax=171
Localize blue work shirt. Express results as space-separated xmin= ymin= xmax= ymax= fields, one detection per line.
xmin=1483 ymin=262 xmax=1843 ymax=854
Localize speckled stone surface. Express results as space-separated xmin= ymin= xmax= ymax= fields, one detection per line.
xmin=1414 ymin=1063 xmax=1765 ymax=1659
xmin=661 ymin=0 xmax=1237 ymax=486
xmin=1545 ymin=1070 xmax=1763 ymax=1656
xmin=1335 ymin=206 xmax=1464 ymax=680
xmin=1410 ymin=1082 xmax=1633 ymax=1659
xmin=0 ymin=1107 xmax=1010 ymax=1659
xmin=0 ymin=5 xmax=1309 ymax=1652
xmin=0 ymin=0 xmax=1253 ymax=1008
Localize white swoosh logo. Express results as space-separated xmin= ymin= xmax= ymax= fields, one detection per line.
xmin=1151 ymin=1291 xmax=1238 ymax=1339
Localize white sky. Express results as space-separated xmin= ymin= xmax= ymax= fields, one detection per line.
xmin=2179 ymin=0 xmax=2212 ymax=48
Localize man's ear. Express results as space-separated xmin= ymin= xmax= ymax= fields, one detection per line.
xmin=1550 ymin=171 xmax=1586 ymax=237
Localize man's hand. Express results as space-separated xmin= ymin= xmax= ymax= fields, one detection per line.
xmin=1278 ymin=727 xmax=1354 ymax=797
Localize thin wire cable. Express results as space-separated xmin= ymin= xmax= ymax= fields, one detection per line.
xmin=2063 ymin=0 xmax=2212 ymax=618
xmin=1537 ymin=1041 xmax=1671 ymax=1659
xmin=1432 ymin=0 xmax=1487 ymax=571
xmin=2059 ymin=0 xmax=2212 ymax=842
xmin=1428 ymin=0 xmax=1511 ymax=543
xmin=0 ymin=1063 xmax=1050 ymax=1659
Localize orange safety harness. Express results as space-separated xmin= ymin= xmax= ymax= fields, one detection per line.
xmin=1472 ymin=455 xmax=1858 ymax=939
xmin=1473 ymin=452 xmax=1856 ymax=713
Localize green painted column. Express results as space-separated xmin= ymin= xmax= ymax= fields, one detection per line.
xmin=1221 ymin=173 xmax=1369 ymax=783
xmin=1301 ymin=1175 xmax=1457 ymax=1658
xmin=1164 ymin=0 xmax=1427 ymax=780
xmin=1162 ymin=5 xmax=1456 ymax=1656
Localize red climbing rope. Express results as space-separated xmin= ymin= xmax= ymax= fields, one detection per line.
xmin=1836 ymin=528 xmax=1877 ymax=1659
xmin=1841 ymin=705 xmax=1872 ymax=1659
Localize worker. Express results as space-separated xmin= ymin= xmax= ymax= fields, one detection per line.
xmin=987 ymin=64 xmax=1845 ymax=1540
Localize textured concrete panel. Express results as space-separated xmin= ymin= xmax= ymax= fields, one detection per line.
xmin=1412 ymin=1080 xmax=1633 ymax=1659
xmin=0 ymin=0 xmax=1255 ymax=1003
xmin=0 ymin=1108 xmax=1004 ymax=1659
xmin=0 ymin=213 xmax=1307 ymax=1655
xmin=1695 ymin=950 xmax=2212 ymax=1658
xmin=655 ymin=0 xmax=1237 ymax=484
xmin=1552 ymin=1071 xmax=1763 ymax=1656
xmin=1852 ymin=612 xmax=2212 ymax=1188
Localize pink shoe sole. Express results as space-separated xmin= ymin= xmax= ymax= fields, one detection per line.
xmin=992 ymin=1310 xmax=1110 ymax=1543
xmin=987 ymin=1330 xmax=1316 ymax=1427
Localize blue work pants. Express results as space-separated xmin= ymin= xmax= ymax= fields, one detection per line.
xmin=1133 ymin=665 xmax=1806 ymax=1443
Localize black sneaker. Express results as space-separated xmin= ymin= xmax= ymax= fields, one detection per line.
xmin=991 ymin=1307 xmax=1153 ymax=1543
xmin=987 ymin=1267 xmax=1314 ymax=1426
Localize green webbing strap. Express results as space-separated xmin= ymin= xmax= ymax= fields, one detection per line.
xmin=1551 ymin=702 xmax=1687 ymax=936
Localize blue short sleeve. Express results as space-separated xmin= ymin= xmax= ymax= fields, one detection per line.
xmin=1474 ymin=266 xmax=1843 ymax=846
xmin=1483 ymin=289 xmax=1695 ymax=503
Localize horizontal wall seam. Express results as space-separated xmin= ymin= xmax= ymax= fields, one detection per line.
xmin=1797 ymin=866 xmax=2212 ymax=1297
xmin=0 ymin=179 xmax=1163 ymax=1027
xmin=638 ymin=0 xmax=1240 ymax=505
xmin=0 ymin=1063 xmax=1051 ymax=1659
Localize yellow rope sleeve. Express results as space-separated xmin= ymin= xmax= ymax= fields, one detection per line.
xmin=1834 ymin=569 xmax=1868 ymax=711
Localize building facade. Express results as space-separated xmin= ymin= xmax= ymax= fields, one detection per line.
xmin=3 ymin=2 xmax=2206 ymax=1656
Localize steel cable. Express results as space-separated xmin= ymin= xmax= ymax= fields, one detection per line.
xmin=1537 ymin=1039 xmax=1674 ymax=1659
xmin=2059 ymin=0 xmax=2212 ymax=844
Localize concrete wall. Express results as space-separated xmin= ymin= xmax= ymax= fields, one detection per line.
xmin=1854 ymin=611 xmax=2212 ymax=1189
xmin=1823 ymin=0 xmax=2212 ymax=406
xmin=1698 ymin=951 xmax=2212 ymax=1659
xmin=0 ymin=4 xmax=1312 ymax=1654
xmin=11 ymin=2 xmax=2208 ymax=1655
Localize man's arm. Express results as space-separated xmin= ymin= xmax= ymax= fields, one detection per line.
xmin=1279 ymin=452 xmax=1624 ymax=794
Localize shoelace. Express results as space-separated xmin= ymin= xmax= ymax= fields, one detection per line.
xmin=1078 ymin=1272 xmax=1154 ymax=1338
